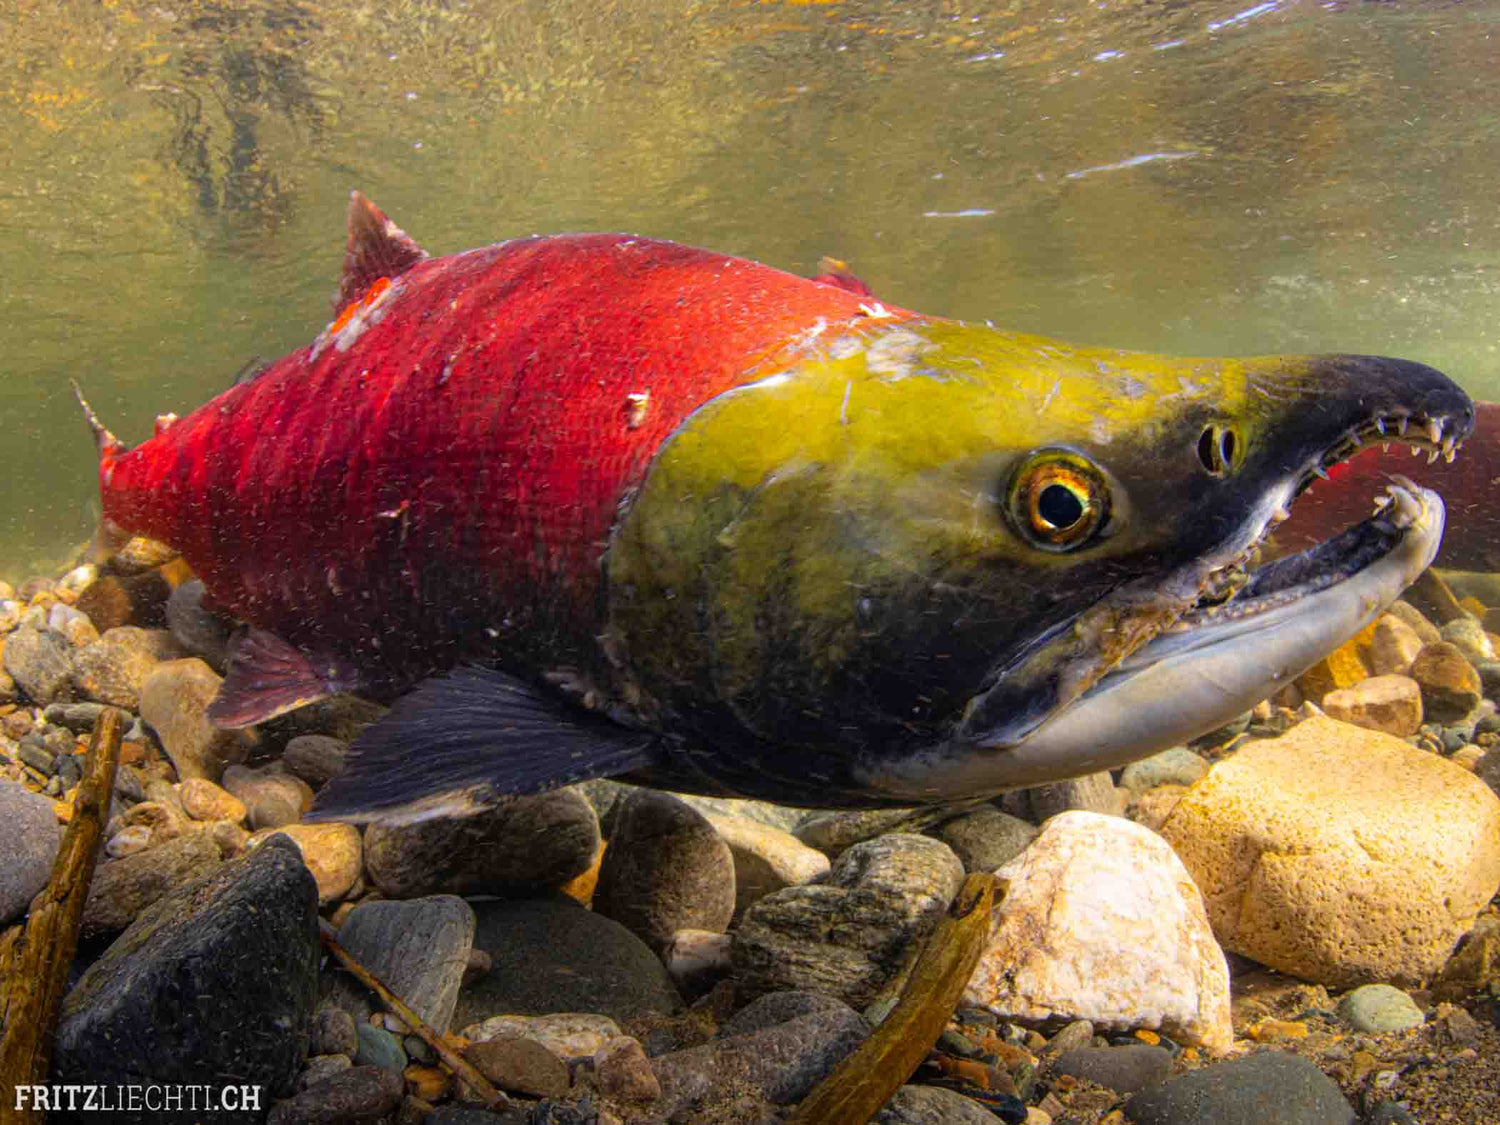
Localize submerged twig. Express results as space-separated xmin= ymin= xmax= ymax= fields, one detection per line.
xmin=0 ymin=707 xmax=124 ymax=1124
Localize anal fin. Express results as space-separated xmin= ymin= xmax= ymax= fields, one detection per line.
xmin=305 ymin=664 xmax=661 ymax=825
xmin=207 ymin=629 xmax=351 ymax=728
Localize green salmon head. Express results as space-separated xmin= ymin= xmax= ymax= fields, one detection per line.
xmin=605 ymin=317 xmax=1473 ymax=805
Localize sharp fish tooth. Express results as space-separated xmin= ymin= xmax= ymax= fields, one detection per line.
xmin=1374 ymin=417 xmax=1387 ymax=436
xmin=1427 ymin=450 xmax=1440 ymax=464
xmin=1444 ymin=447 xmax=1457 ymax=463
xmin=1428 ymin=419 xmax=1444 ymax=445
xmin=1396 ymin=415 xmax=1410 ymax=436
xmin=1313 ymin=465 xmax=1330 ymax=480
xmin=1411 ymin=446 xmax=1422 ymax=457
xmin=1382 ymin=443 xmax=1391 ymax=453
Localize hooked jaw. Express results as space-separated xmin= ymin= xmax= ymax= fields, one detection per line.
xmin=857 ymin=370 xmax=1474 ymax=803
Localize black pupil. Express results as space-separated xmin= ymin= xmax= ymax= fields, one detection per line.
xmin=1038 ymin=483 xmax=1084 ymax=529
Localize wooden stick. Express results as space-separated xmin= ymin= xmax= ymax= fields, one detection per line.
xmin=0 ymin=707 xmax=124 ymax=1125
xmin=318 ymin=925 xmax=509 ymax=1110
xmin=787 ymin=872 xmax=998 ymax=1125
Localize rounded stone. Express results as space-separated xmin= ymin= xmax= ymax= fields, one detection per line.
xmin=1124 ymin=1049 xmax=1354 ymax=1125
xmin=261 ymin=822 xmax=363 ymax=905
xmin=1369 ymin=614 xmax=1425 ymax=677
xmin=177 ymin=777 xmax=247 ymax=823
xmin=1408 ymin=642 xmax=1482 ymax=723
xmin=352 ymin=1023 xmax=407 ymax=1074
xmin=1320 ymin=675 xmax=1423 ymax=737
xmin=1050 ymin=1044 xmax=1172 ymax=1094
xmin=222 ymin=764 xmax=314 ymax=829
xmin=1119 ymin=748 xmax=1210 ymax=793
xmin=930 ymin=807 xmax=1038 ymax=874
xmin=701 ymin=810 xmax=830 ymax=917
xmin=0 ymin=780 xmax=63 ymax=924
xmin=138 ymin=659 xmax=256 ymax=781
xmin=309 ymin=1006 xmax=360 ymax=1057
xmin=596 ymin=789 xmax=737 ymax=950
xmin=364 ymin=787 xmax=599 ymax=898
xmin=874 ymin=1084 xmax=1006 ymax=1124
xmin=464 ymin=1036 xmax=570 ymax=1098
xmin=1335 ymin=984 xmax=1424 ymax=1033
xmin=81 ymin=831 xmax=222 ymax=939
xmin=281 ymin=735 xmax=349 ymax=788
xmin=1160 ymin=716 xmax=1500 ymax=987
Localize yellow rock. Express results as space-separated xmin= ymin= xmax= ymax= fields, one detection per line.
xmin=1295 ymin=623 xmax=1376 ymax=700
xmin=404 ymin=1064 xmax=449 ymax=1101
xmin=1247 ymin=1017 xmax=1308 ymax=1041
xmin=561 ymin=839 xmax=605 ymax=906
xmin=1161 ymin=716 xmax=1500 ymax=988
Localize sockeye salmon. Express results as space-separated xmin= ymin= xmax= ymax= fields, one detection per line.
xmin=82 ymin=193 xmax=1475 ymax=822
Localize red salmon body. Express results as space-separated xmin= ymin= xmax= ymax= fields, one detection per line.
xmin=98 ymin=195 xmax=913 ymax=709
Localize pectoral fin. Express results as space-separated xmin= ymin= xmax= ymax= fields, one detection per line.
xmin=207 ymin=629 xmax=353 ymax=728
xmin=305 ymin=664 xmax=662 ymax=824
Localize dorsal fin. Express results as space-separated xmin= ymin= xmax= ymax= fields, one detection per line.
xmin=811 ymin=255 xmax=876 ymax=299
xmin=335 ymin=191 xmax=429 ymax=316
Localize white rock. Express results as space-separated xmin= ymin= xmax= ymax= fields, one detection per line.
xmin=963 ymin=810 xmax=1231 ymax=1053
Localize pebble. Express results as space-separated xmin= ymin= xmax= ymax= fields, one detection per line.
xmin=0 ymin=780 xmax=62 ymax=924
xmin=177 ymin=777 xmax=247 ymax=823
xmin=1320 ymin=674 xmax=1423 ymax=737
xmin=138 ymin=658 xmax=256 ymax=781
xmin=1432 ymin=915 xmax=1500 ymax=1002
xmin=464 ymin=1036 xmax=571 ymax=1097
xmin=281 ymin=733 xmax=350 ymax=787
xmin=53 ymin=835 xmax=320 ymax=1110
xmin=69 ymin=626 xmax=175 ymax=710
xmin=732 ymin=833 xmax=964 ymax=1009
xmin=1408 ymin=641 xmax=1482 ymax=722
xmin=593 ymin=1036 xmax=661 ymax=1102
xmin=1441 ymin=616 xmax=1496 ymax=664
xmin=1118 ymin=748 xmax=1210 ymax=792
xmin=1050 ymin=1044 xmax=1172 ymax=1094
xmin=595 ymin=789 xmax=737 ymax=950
xmin=701 ymin=808 xmax=830 ymax=916
xmin=795 ymin=807 xmax=928 ymax=857
xmin=1335 ymin=983 xmax=1425 ymax=1032
xmin=1010 ymin=771 xmax=1125 ymax=821
xmin=3 ymin=622 xmax=73 ymax=705
xmin=80 ymin=830 xmax=222 ymax=939
xmin=929 ymin=806 xmax=1038 ymax=874
xmin=266 ymin=1065 xmax=404 ymax=1125
xmin=965 ymin=811 xmax=1232 ymax=1052
xmin=260 ymin=821 xmax=363 ymax=905
xmin=1370 ymin=614 xmax=1426 ymax=676
xmin=105 ymin=823 xmax=153 ymax=858
xmin=353 ymin=1023 xmax=408 ymax=1074
xmin=461 ymin=1013 xmax=623 ymax=1060
xmin=222 ymin=763 xmax=314 ymax=829
xmin=363 ymin=787 xmax=599 ymax=898
xmin=663 ymin=928 xmax=734 ymax=997
xmin=451 ymin=896 xmax=683 ymax=1029
xmin=1161 ymin=715 xmax=1500 ymax=987
xmin=310 ymin=1005 xmax=361 ymax=1057
xmin=874 ymin=1084 xmax=1007 ymax=1124
xmin=1124 ymin=1049 xmax=1355 ymax=1125
xmin=325 ymin=896 xmax=475 ymax=1032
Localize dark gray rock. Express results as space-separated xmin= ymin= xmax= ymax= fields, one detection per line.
xmin=650 ymin=1005 xmax=870 ymax=1118
xmin=299 ymin=1052 xmax=353 ymax=1091
xmin=1051 ymin=1044 xmax=1172 ymax=1094
xmin=309 ymin=1006 xmax=360 ymax=1057
xmin=5 ymin=622 xmax=73 ymax=705
xmin=1124 ymin=1050 xmax=1355 ymax=1125
xmin=720 ymin=990 xmax=859 ymax=1038
xmin=732 ymin=833 xmax=965 ymax=1008
xmin=282 ymin=734 xmax=350 ymax=788
xmin=222 ymin=763 xmax=313 ymax=829
xmin=0 ymin=780 xmax=61 ymax=924
xmin=43 ymin=701 xmax=110 ymax=733
xmin=265 ymin=1065 xmax=404 ymax=1125
xmin=1016 ymin=771 xmax=1122 ymax=821
xmin=452 ymin=896 xmax=682 ymax=1029
xmin=874 ymin=1084 xmax=1007 ymax=1124
xmin=930 ymin=807 xmax=1037 ymax=873
xmin=595 ymin=789 xmax=735 ymax=952
xmin=325 ymin=896 xmax=475 ymax=1033
xmin=165 ymin=580 xmax=234 ymax=672
xmin=1366 ymin=1102 xmax=1419 ymax=1125
xmin=52 ymin=835 xmax=321 ymax=1120
xmin=364 ymin=788 xmax=599 ymax=898
xmin=80 ymin=831 xmax=222 ymax=939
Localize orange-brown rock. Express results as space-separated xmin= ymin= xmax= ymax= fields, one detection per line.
xmin=1320 ymin=674 xmax=1422 ymax=737
xmin=1408 ymin=641 xmax=1482 ymax=722
xmin=1295 ymin=624 xmax=1375 ymax=701
xmin=1369 ymin=614 xmax=1425 ymax=677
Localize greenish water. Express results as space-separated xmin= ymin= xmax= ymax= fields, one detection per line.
xmin=2 ymin=0 xmax=1498 ymax=582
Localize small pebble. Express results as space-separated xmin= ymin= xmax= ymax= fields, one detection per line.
xmin=1336 ymin=984 xmax=1424 ymax=1033
xmin=353 ymin=1023 xmax=408 ymax=1074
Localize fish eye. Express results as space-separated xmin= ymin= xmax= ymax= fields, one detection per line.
xmin=1005 ymin=448 xmax=1114 ymax=551
xmin=1196 ymin=422 xmax=1240 ymax=477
